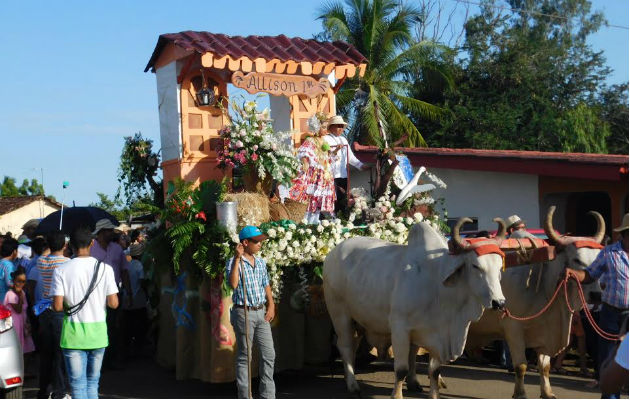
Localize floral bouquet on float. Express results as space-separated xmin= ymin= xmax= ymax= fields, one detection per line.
xmin=216 ymin=98 xmax=300 ymax=189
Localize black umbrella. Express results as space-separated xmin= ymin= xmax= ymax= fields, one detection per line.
xmin=34 ymin=206 xmax=120 ymax=235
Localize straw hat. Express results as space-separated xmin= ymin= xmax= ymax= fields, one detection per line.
xmin=328 ymin=115 xmax=347 ymax=127
xmin=506 ymin=215 xmax=525 ymax=230
xmin=92 ymin=219 xmax=117 ymax=235
xmin=128 ymin=243 xmax=145 ymax=257
xmin=613 ymin=213 xmax=629 ymax=232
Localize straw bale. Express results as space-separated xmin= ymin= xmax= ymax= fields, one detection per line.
xmin=223 ymin=192 xmax=270 ymax=226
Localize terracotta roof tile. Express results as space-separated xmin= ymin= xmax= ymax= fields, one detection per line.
xmin=353 ymin=144 xmax=629 ymax=181
xmin=0 ymin=196 xmax=62 ymax=216
xmin=145 ymin=31 xmax=367 ymax=72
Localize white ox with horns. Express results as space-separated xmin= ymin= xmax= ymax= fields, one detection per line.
xmin=464 ymin=206 xmax=605 ymax=399
xmin=323 ymin=218 xmax=507 ymax=399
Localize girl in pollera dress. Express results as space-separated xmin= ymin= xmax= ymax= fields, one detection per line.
xmin=289 ymin=112 xmax=336 ymax=224
xmin=3 ymin=266 xmax=35 ymax=353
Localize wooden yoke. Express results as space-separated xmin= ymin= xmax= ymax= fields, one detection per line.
xmin=500 ymin=238 xmax=556 ymax=268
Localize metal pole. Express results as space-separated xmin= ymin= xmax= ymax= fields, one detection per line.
xmin=59 ymin=195 xmax=65 ymax=230
xmin=239 ymin=259 xmax=253 ymax=399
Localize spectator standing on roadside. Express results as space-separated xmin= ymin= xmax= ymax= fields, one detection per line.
xmin=90 ymin=219 xmax=129 ymax=369
xmin=3 ymin=267 xmax=35 ymax=354
xmin=568 ymin=213 xmax=628 ymax=399
xmin=35 ymin=230 xmax=70 ymax=399
xmin=0 ymin=237 xmax=19 ymax=301
xmin=122 ymin=243 xmax=148 ymax=359
xmin=51 ymin=227 xmax=119 ymax=399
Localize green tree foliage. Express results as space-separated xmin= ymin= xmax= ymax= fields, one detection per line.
xmin=415 ymin=0 xmax=620 ymax=153
xmin=318 ymin=0 xmax=453 ymax=147
xmin=118 ymin=132 xmax=163 ymax=208
xmin=0 ymin=177 xmax=19 ymax=197
xmin=0 ymin=176 xmax=45 ymax=197
xmin=598 ymin=83 xmax=629 ymax=155
xmin=89 ymin=192 xmax=127 ymax=221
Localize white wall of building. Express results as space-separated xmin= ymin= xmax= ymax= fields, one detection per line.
xmin=0 ymin=201 xmax=61 ymax=236
xmin=155 ymin=61 xmax=182 ymax=162
xmin=352 ymin=167 xmax=540 ymax=231
xmin=269 ymin=95 xmax=292 ymax=132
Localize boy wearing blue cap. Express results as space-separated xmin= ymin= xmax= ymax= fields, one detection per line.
xmin=226 ymin=225 xmax=275 ymax=399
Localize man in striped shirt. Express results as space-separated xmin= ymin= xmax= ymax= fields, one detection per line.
xmin=226 ymin=226 xmax=275 ymax=399
xmin=569 ymin=213 xmax=628 ymax=399
xmin=36 ymin=230 xmax=69 ymax=399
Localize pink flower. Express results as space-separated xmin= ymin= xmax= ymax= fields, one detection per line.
xmin=253 ymin=145 xmax=258 ymax=151
xmin=196 ymin=211 xmax=207 ymax=221
xmin=236 ymin=140 xmax=244 ymax=148
xmin=252 ymin=153 xmax=258 ymax=161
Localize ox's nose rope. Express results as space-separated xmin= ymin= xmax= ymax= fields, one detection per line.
xmin=500 ymin=272 xmax=624 ymax=341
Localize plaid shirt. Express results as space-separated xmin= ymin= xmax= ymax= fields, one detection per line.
xmin=225 ymin=255 xmax=270 ymax=307
xmin=586 ymin=241 xmax=628 ymax=309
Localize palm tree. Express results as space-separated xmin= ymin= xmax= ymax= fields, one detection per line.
xmin=318 ymin=0 xmax=453 ymax=147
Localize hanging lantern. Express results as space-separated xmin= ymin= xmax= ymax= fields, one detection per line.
xmin=196 ymin=69 xmax=215 ymax=106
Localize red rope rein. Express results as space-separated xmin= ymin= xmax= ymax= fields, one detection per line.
xmin=501 ymin=273 xmax=624 ymax=341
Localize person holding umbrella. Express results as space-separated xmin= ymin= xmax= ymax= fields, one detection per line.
xmin=90 ymin=219 xmax=130 ymax=370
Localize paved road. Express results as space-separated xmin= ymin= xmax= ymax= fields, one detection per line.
xmin=22 ymin=355 xmax=627 ymax=398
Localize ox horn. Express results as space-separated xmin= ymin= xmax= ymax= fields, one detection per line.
xmin=544 ymin=206 xmax=571 ymax=246
xmin=452 ymin=217 xmax=473 ymax=249
xmin=587 ymin=210 xmax=606 ymax=244
xmin=493 ymin=217 xmax=507 ymax=241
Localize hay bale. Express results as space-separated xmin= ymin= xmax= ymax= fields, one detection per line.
xmin=283 ymin=199 xmax=307 ymax=222
xmin=223 ymin=192 xmax=270 ymax=226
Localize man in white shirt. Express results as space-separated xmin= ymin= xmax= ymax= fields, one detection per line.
xmin=324 ymin=115 xmax=369 ymax=214
xmin=51 ymin=227 xmax=119 ymax=399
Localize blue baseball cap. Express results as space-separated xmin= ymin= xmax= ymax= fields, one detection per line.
xmin=239 ymin=226 xmax=267 ymax=242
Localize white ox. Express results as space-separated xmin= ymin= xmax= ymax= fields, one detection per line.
xmin=464 ymin=206 xmax=605 ymax=398
xmin=323 ymin=218 xmax=507 ymax=398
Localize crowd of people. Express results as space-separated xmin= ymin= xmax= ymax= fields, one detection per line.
xmin=0 ymin=219 xmax=149 ymax=399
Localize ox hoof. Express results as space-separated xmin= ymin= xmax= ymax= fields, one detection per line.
xmin=512 ymin=394 xmax=527 ymax=399
xmin=406 ymin=378 xmax=424 ymax=393
xmin=438 ymin=376 xmax=447 ymax=389
xmin=540 ymin=394 xmax=556 ymax=399
xmin=348 ymin=382 xmax=361 ymax=398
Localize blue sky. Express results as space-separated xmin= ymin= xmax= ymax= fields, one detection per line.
xmin=0 ymin=0 xmax=627 ymax=206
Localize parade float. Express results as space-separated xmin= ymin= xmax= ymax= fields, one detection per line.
xmin=143 ymin=31 xmax=450 ymax=383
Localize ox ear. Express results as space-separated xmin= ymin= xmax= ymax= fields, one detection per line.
xmin=442 ymin=257 xmax=466 ymax=287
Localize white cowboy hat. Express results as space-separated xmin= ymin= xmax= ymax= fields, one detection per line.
xmin=92 ymin=218 xmax=117 ymax=235
xmin=613 ymin=213 xmax=629 ymax=232
xmin=328 ymin=115 xmax=347 ymax=127
xmin=506 ymin=215 xmax=525 ymax=229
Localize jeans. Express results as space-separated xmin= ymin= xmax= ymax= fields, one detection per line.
xmin=598 ymin=303 xmax=628 ymax=399
xmin=62 ymin=348 xmax=106 ymax=399
xmin=38 ymin=310 xmax=67 ymax=398
xmin=230 ymin=307 xmax=275 ymax=399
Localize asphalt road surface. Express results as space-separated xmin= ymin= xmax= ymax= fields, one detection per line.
xmin=21 ymin=355 xmax=628 ymax=398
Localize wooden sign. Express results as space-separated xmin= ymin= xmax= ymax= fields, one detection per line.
xmin=231 ymin=71 xmax=330 ymax=98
